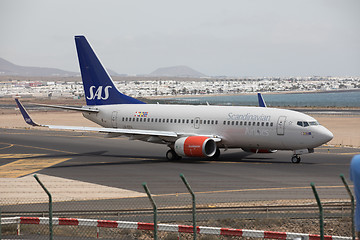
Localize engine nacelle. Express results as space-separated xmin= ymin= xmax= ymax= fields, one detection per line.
xmin=242 ymin=148 xmax=278 ymax=154
xmin=174 ymin=136 xmax=217 ymax=158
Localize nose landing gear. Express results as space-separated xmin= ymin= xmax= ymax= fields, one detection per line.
xmin=291 ymin=155 xmax=301 ymax=164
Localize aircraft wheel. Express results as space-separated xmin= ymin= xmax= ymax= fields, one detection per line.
xmin=291 ymin=155 xmax=301 ymax=164
xmin=166 ymin=149 xmax=181 ymax=161
xmin=211 ymin=148 xmax=221 ymax=159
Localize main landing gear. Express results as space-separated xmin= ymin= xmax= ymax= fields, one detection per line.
xmin=291 ymin=155 xmax=301 ymax=164
xmin=166 ymin=149 xmax=182 ymax=161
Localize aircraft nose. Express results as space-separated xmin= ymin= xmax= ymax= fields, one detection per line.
xmin=319 ymin=127 xmax=333 ymax=143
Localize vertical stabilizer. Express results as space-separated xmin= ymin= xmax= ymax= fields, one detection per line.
xmin=257 ymin=93 xmax=267 ymax=107
xmin=75 ymin=35 xmax=145 ymax=105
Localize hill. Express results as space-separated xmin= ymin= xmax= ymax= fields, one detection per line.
xmin=149 ymin=65 xmax=206 ymax=77
xmin=0 ymin=57 xmax=78 ymax=77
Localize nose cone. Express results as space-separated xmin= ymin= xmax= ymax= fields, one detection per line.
xmin=319 ymin=126 xmax=334 ymax=144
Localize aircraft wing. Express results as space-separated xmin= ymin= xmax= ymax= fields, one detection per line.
xmin=15 ymin=98 xmax=177 ymax=137
xmin=15 ymin=99 xmax=221 ymax=142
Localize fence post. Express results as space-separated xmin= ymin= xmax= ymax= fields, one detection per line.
xmin=180 ymin=173 xmax=197 ymax=240
xmin=142 ymin=182 xmax=158 ymax=240
xmin=340 ymin=174 xmax=355 ymax=240
xmin=311 ymin=182 xmax=324 ymax=240
xmin=34 ymin=174 xmax=53 ymax=240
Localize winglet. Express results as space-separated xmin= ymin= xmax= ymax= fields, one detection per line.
xmin=15 ymin=99 xmax=41 ymax=126
xmin=257 ymin=93 xmax=267 ymax=107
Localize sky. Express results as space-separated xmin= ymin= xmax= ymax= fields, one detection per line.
xmin=0 ymin=0 xmax=359 ymax=77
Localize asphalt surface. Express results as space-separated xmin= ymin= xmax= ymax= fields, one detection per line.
xmin=1 ymin=128 xmax=359 ymax=211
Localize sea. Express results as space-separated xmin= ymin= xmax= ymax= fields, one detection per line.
xmin=165 ymin=90 xmax=360 ymax=107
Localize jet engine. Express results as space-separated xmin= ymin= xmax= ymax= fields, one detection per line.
xmin=174 ymin=136 xmax=217 ymax=157
xmin=242 ymin=148 xmax=278 ymax=154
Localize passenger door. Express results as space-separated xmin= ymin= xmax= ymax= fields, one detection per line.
xmin=277 ymin=116 xmax=286 ymax=135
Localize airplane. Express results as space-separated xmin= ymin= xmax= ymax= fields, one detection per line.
xmin=15 ymin=35 xmax=333 ymax=164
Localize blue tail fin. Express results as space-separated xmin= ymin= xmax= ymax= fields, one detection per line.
xmin=257 ymin=93 xmax=267 ymax=107
xmin=75 ymin=35 xmax=145 ymax=105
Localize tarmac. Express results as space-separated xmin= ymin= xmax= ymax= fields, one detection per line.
xmin=1 ymin=128 xmax=359 ymax=208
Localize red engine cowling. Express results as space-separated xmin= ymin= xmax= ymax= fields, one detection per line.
xmin=242 ymin=148 xmax=278 ymax=154
xmin=174 ymin=136 xmax=217 ymax=157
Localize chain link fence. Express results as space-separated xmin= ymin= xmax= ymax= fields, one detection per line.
xmin=0 ymin=173 xmax=355 ymax=239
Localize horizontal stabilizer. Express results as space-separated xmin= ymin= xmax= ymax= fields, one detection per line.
xmin=30 ymin=103 xmax=99 ymax=113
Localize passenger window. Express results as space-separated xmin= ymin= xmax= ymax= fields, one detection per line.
xmin=211 ymin=120 xmax=214 ymax=125
xmin=231 ymin=121 xmax=234 ymax=125
xmin=191 ymin=120 xmax=194 ymax=124
xmin=151 ymin=118 xmax=154 ymax=122
xmin=186 ymin=119 xmax=189 ymax=124
xmin=257 ymin=122 xmax=260 ymax=126
xmin=125 ymin=117 xmax=128 ymax=121
xmin=174 ymin=119 xmax=176 ymax=123
xmin=235 ymin=121 xmax=238 ymax=125
xmin=261 ymin=122 xmax=264 ymax=126
xmin=228 ymin=121 xmax=231 ymax=125
xmin=266 ymin=122 xmax=269 ymax=127
xmin=270 ymin=122 xmax=273 ymax=127
xmin=223 ymin=121 xmax=226 ymax=125
xmin=240 ymin=121 xmax=242 ymax=126
xmin=200 ymin=120 xmax=202 ymax=124
xmin=244 ymin=122 xmax=247 ymax=126
xmin=215 ymin=120 xmax=218 ymax=125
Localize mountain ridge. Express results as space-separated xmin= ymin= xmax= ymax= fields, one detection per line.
xmin=149 ymin=65 xmax=206 ymax=77
xmin=0 ymin=57 xmax=78 ymax=77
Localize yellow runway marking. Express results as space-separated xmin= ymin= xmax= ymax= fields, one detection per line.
xmin=338 ymin=152 xmax=360 ymax=155
xmin=0 ymin=157 xmax=72 ymax=178
xmin=0 ymin=144 xmax=14 ymax=150
xmin=0 ymin=154 xmax=45 ymax=159
xmin=0 ymin=142 xmax=75 ymax=155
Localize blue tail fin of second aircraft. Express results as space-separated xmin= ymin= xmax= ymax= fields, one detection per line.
xmin=257 ymin=93 xmax=267 ymax=107
xmin=75 ymin=35 xmax=145 ymax=105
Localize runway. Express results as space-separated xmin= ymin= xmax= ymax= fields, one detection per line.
xmin=0 ymin=128 xmax=359 ymax=211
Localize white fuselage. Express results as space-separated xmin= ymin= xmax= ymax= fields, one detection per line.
xmin=83 ymin=104 xmax=333 ymax=151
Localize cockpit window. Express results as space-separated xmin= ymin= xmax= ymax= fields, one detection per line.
xmin=297 ymin=121 xmax=319 ymax=127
